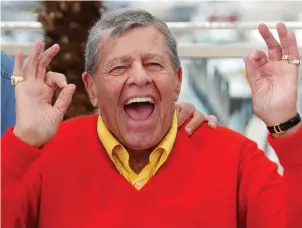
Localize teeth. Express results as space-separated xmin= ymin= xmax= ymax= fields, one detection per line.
xmin=126 ymin=97 xmax=154 ymax=105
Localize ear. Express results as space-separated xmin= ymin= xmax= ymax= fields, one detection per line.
xmin=174 ymin=67 xmax=183 ymax=101
xmin=82 ymin=72 xmax=98 ymax=107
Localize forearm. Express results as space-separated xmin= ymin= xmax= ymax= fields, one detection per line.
xmin=1 ymin=128 xmax=42 ymax=228
xmin=240 ymin=126 xmax=302 ymax=228
xmin=269 ymin=126 xmax=302 ymax=228
xmin=1 ymin=128 xmax=42 ymax=186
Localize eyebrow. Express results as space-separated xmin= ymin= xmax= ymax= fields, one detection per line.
xmin=105 ymin=53 xmax=166 ymax=68
xmin=106 ymin=56 xmax=132 ymax=68
xmin=142 ymin=54 xmax=166 ymax=64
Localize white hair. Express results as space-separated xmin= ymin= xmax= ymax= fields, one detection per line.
xmin=84 ymin=8 xmax=181 ymax=76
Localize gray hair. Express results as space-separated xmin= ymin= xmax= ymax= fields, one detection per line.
xmin=84 ymin=8 xmax=181 ymax=76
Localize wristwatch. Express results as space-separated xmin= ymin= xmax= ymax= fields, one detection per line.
xmin=267 ymin=113 xmax=301 ymax=134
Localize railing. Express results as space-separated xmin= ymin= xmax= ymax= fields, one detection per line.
xmin=5 ymin=42 xmax=302 ymax=59
xmin=2 ymin=21 xmax=302 ymax=58
xmin=1 ymin=21 xmax=302 ymax=30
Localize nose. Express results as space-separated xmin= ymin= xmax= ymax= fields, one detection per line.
xmin=127 ymin=62 xmax=152 ymax=87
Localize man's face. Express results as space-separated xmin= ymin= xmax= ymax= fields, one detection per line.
xmin=83 ymin=26 xmax=182 ymax=150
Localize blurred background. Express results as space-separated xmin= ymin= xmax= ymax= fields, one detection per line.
xmin=1 ymin=0 xmax=302 ymax=171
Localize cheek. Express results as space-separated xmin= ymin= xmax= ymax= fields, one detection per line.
xmin=153 ymin=75 xmax=178 ymax=100
xmin=97 ymin=77 xmax=125 ymax=107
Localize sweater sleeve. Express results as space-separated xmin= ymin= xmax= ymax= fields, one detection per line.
xmin=1 ymin=128 xmax=42 ymax=228
xmin=239 ymin=127 xmax=302 ymax=228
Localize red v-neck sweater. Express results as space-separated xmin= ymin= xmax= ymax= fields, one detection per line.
xmin=2 ymin=115 xmax=302 ymax=228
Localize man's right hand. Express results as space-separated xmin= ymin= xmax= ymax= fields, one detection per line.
xmin=13 ymin=40 xmax=76 ymax=147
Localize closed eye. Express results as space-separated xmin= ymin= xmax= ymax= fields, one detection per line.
xmin=112 ymin=66 xmax=125 ymax=70
xmin=110 ymin=66 xmax=127 ymax=75
xmin=146 ymin=62 xmax=162 ymax=67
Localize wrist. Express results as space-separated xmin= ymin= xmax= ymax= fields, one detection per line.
xmin=271 ymin=122 xmax=302 ymax=139
xmin=13 ymin=126 xmax=43 ymax=148
xmin=263 ymin=108 xmax=298 ymax=127
xmin=265 ymin=112 xmax=301 ymax=138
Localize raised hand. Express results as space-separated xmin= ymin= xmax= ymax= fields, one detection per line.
xmin=13 ymin=41 xmax=76 ymax=147
xmin=243 ymin=22 xmax=300 ymax=127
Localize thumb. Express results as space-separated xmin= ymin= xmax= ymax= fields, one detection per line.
xmin=53 ymin=84 xmax=76 ymax=120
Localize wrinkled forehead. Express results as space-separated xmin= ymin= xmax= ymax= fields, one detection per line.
xmin=98 ymin=26 xmax=170 ymax=67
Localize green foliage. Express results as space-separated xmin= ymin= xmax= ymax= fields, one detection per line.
xmin=32 ymin=7 xmax=42 ymax=14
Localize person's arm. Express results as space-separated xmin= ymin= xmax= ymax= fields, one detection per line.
xmin=1 ymin=129 xmax=43 ymax=228
xmin=1 ymin=51 xmax=16 ymax=136
xmin=2 ymin=41 xmax=75 ymax=227
xmin=175 ymin=102 xmax=217 ymax=134
xmin=239 ymin=127 xmax=302 ymax=228
xmin=239 ymin=21 xmax=301 ymax=228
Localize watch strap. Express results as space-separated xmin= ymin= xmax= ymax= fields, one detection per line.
xmin=267 ymin=113 xmax=301 ymax=134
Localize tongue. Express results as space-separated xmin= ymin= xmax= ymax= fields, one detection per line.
xmin=124 ymin=103 xmax=154 ymax=121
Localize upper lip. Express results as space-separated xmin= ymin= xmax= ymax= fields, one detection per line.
xmin=123 ymin=95 xmax=157 ymax=106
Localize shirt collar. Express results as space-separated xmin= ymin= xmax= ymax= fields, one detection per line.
xmin=97 ymin=112 xmax=178 ymax=158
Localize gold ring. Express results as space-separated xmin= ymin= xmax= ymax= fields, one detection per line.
xmin=288 ymin=59 xmax=300 ymax=66
xmin=11 ymin=76 xmax=24 ymax=86
xmin=281 ymin=55 xmax=289 ymax=60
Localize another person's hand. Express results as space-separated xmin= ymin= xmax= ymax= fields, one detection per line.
xmin=243 ymin=22 xmax=300 ymax=130
xmin=176 ymin=102 xmax=217 ymax=135
xmin=13 ymin=41 xmax=76 ymax=147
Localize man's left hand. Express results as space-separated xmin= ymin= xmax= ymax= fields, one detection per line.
xmin=176 ymin=102 xmax=217 ymax=135
xmin=244 ymin=22 xmax=300 ymax=130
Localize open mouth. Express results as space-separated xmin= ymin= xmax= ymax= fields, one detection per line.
xmin=124 ymin=97 xmax=155 ymax=121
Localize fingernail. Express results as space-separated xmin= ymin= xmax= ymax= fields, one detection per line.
xmin=186 ymin=127 xmax=192 ymax=135
xmin=210 ymin=122 xmax=217 ymax=128
xmin=68 ymin=84 xmax=76 ymax=90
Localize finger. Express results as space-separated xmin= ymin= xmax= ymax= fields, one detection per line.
xmin=36 ymin=44 xmax=60 ymax=79
xmin=177 ymin=103 xmax=194 ymax=127
xmin=277 ymin=22 xmax=289 ymax=56
xmin=23 ymin=40 xmax=43 ymax=78
xmin=249 ymin=50 xmax=268 ymax=62
xmin=243 ymin=50 xmax=268 ymax=70
xmin=184 ymin=111 xmax=206 ymax=135
xmin=243 ymin=50 xmax=268 ymax=85
xmin=45 ymin=72 xmax=67 ymax=90
xmin=12 ymin=50 xmax=24 ymax=77
xmin=175 ymin=103 xmax=181 ymax=116
xmin=207 ymin=115 xmax=218 ymax=129
xmin=288 ymin=32 xmax=300 ymax=59
xmin=251 ymin=50 xmax=268 ymax=68
xmin=258 ymin=23 xmax=282 ymax=60
xmin=53 ymin=84 xmax=76 ymax=120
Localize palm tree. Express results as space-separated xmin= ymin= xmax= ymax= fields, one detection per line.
xmin=38 ymin=1 xmax=104 ymax=119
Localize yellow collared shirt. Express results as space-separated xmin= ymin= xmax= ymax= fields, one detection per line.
xmin=97 ymin=113 xmax=177 ymax=190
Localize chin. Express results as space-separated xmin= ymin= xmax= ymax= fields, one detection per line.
xmin=119 ymin=105 xmax=162 ymax=148
xmin=122 ymin=130 xmax=160 ymax=151
xmin=118 ymin=102 xmax=173 ymax=150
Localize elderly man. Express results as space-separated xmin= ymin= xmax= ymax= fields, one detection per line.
xmin=2 ymin=9 xmax=302 ymax=228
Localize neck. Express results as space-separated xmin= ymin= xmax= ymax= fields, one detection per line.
xmin=127 ymin=147 xmax=155 ymax=174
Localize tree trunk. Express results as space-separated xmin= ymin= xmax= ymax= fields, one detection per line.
xmin=38 ymin=1 xmax=104 ymax=119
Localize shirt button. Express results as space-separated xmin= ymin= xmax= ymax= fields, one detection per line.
xmin=136 ymin=181 xmax=143 ymax=187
